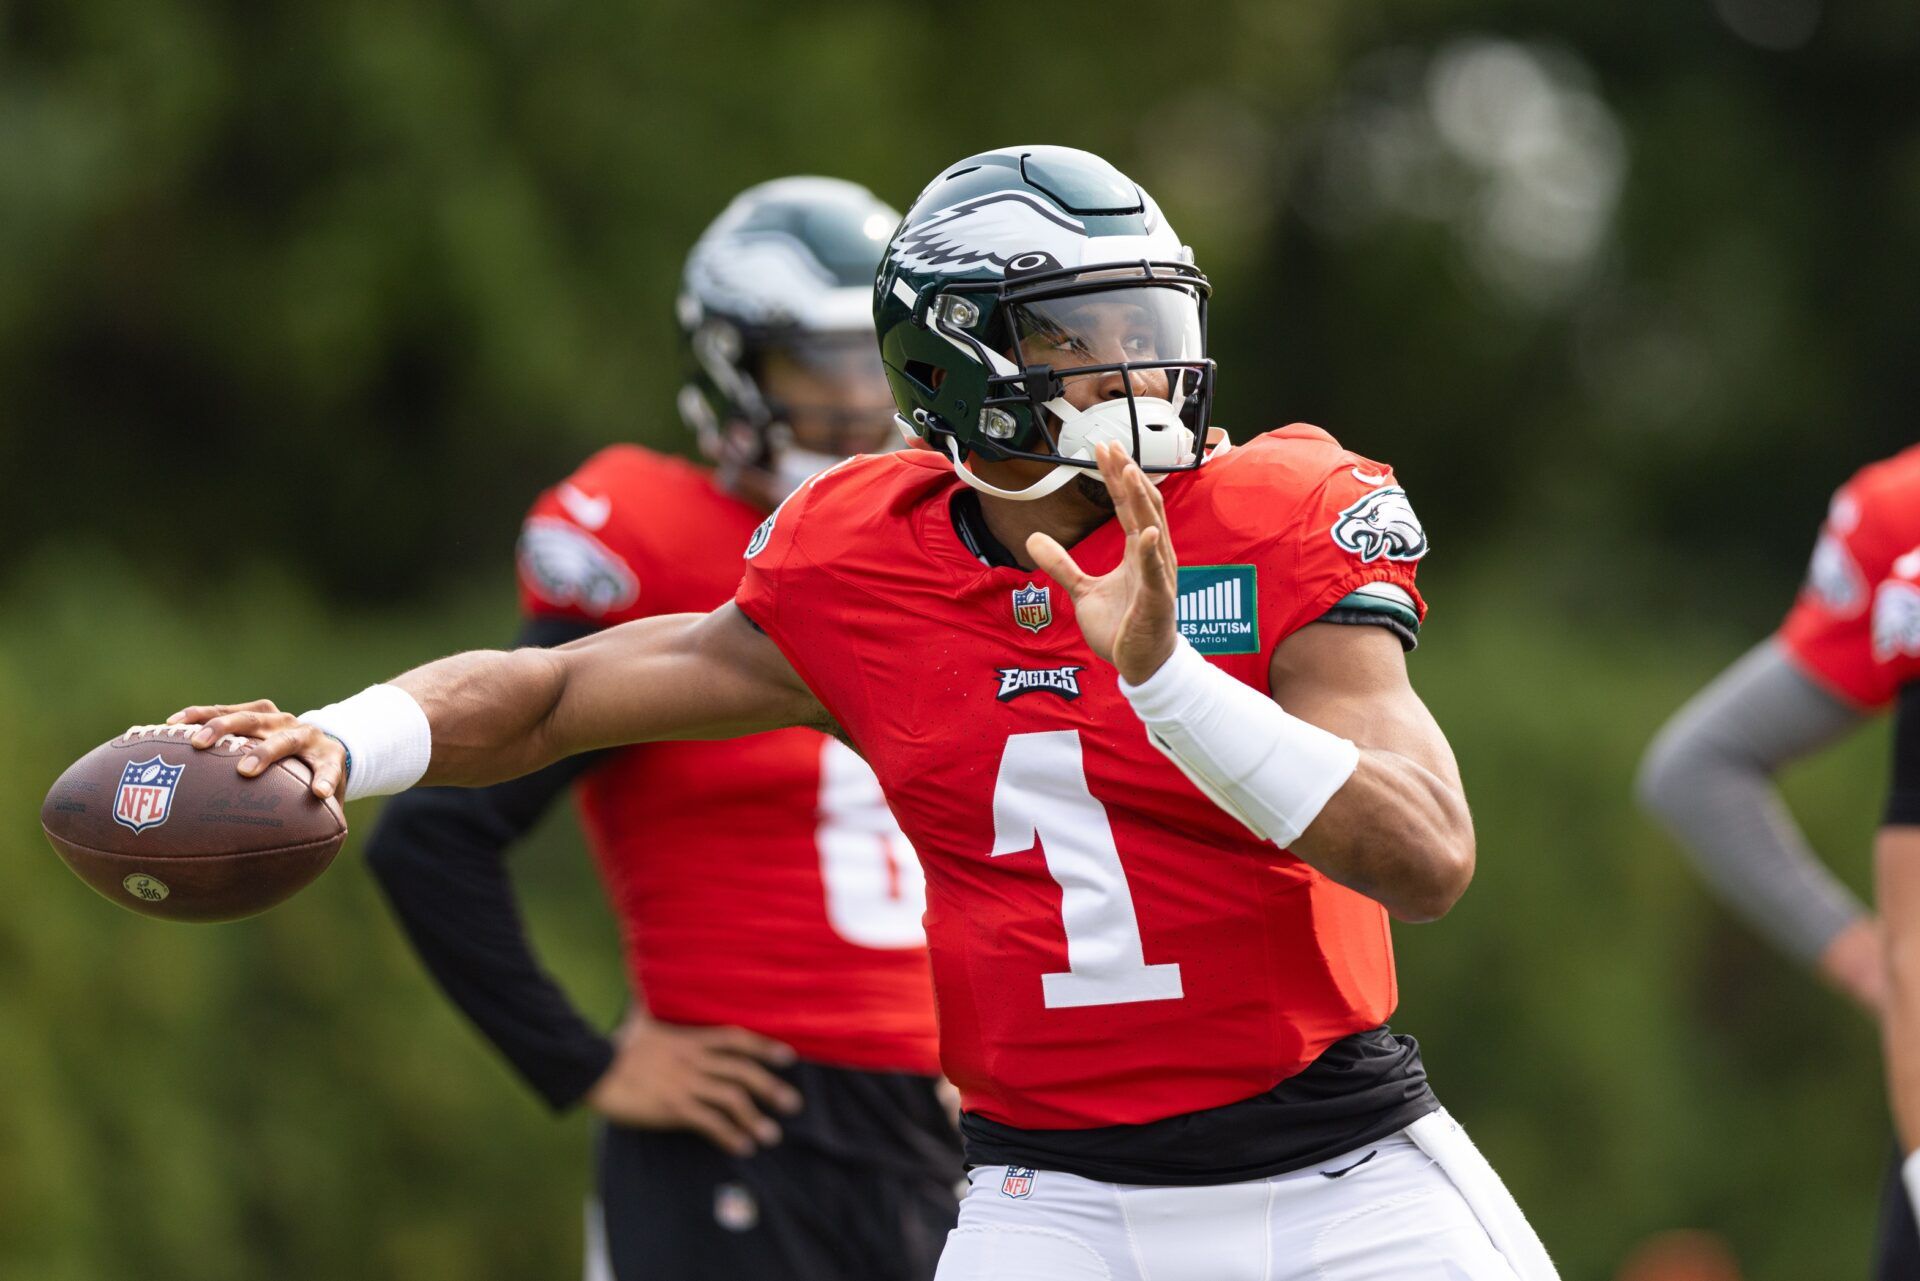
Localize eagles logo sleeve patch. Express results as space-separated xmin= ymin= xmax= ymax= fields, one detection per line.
xmin=1875 ymin=552 xmax=1920 ymax=663
xmin=517 ymin=516 xmax=640 ymax=616
xmin=1806 ymin=530 xmax=1869 ymax=617
xmin=1330 ymin=486 xmax=1428 ymax=564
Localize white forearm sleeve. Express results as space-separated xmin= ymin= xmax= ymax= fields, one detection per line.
xmin=1905 ymin=1149 xmax=1920 ymax=1230
xmin=300 ymin=684 xmax=433 ymax=802
xmin=1119 ymin=637 xmax=1359 ymax=847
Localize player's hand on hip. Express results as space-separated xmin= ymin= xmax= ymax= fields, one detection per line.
xmin=1027 ymin=440 xmax=1179 ymax=685
xmin=165 ymin=700 xmax=348 ymax=801
xmin=585 ymin=1012 xmax=803 ymax=1157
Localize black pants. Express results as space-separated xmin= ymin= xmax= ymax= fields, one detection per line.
xmin=1878 ymin=1145 xmax=1920 ymax=1280
xmin=591 ymin=1124 xmax=957 ymax=1281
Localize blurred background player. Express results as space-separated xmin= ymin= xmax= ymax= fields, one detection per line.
xmin=1638 ymin=443 xmax=1920 ymax=1280
xmin=362 ymin=177 xmax=959 ymax=1281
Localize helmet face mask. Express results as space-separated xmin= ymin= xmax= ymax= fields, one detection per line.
xmin=876 ymin=147 xmax=1218 ymax=501
xmin=955 ymin=267 xmax=1212 ymax=473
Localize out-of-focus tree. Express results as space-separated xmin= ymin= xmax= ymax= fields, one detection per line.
xmin=4 ymin=0 xmax=1915 ymax=615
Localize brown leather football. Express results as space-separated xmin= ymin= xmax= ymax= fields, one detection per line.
xmin=41 ymin=723 xmax=347 ymax=922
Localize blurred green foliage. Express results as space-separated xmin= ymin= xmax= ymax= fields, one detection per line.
xmin=5 ymin=0 xmax=1918 ymax=1278
xmin=3 ymin=0 xmax=1917 ymax=614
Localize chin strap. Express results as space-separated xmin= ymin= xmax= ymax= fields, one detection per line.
xmin=896 ymin=412 xmax=1234 ymax=504
xmin=943 ymin=436 xmax=1089 ymax=502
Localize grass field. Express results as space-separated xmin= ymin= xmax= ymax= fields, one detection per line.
xmin=0 ymin=544 xmax=1892 ymax=1281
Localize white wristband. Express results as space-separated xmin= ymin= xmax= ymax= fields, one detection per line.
xmin=1904 ymin=1149 xmax=1920 ymax=1229
xmin=1119 ymin=636 xmax=1359 ymax=847
xmin=300 ymin=684 xmax=433 ymax=802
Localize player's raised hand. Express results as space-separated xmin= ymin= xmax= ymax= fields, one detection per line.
xmin=585 ymin=1013 xmax=803 ymax=1156
xmin=1027 ymin=441 xmax=1180 ymax=685
xmin=167 ymin=700 xmax=348 ymax=800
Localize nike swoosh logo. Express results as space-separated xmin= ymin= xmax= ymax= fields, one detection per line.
xmin=1320 ymin=1150 xmax=1378 ymax=1179
xmin=558 ymin=484 xmax=611 ymax=530
xmin=1351 ymin=468 xmax=1391 ymax=486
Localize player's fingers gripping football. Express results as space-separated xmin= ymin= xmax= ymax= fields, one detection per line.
xmin=179 ymin=707 xmax=296 ymax=746
xmin=166 ymin=698 xmax=281 ymax=727
xmin=178 ymin=711 xmax=345 ymax=801
xmin=242 ymin=724 xmax=344 ymax=795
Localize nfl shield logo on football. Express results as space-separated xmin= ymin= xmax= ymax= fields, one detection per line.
xmin=1000 ymin=1166 xmax=1037 ymax=1199
xmin=1011 ymin=582 xmax=1052 ymax=634
xmin=113 ymin=756 xmax=184 ymax=834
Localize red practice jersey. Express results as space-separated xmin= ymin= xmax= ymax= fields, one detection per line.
xmin=1778 ymin=444 xmax=1920 ymax=710
xmin=517 ymin=444 xmax=940 ymax=1076
xmin=736 ymin=426 xmax=1429 ymax=1129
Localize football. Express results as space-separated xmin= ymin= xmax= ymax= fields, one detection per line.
xmin=41 ymin=723 xmax=347 ymax=922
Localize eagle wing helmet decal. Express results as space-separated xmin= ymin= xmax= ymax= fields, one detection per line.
xmin=887 ymin=193 xmax=1089 ymax=275
xmin=1331 ymin=486 xmax=1429 ymax=563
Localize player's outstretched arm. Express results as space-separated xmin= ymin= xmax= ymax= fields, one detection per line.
xmin=169 ymin=603 xmax=827 ymax=798
xmin=1031 ymin=442 xmax=1470 ymax=922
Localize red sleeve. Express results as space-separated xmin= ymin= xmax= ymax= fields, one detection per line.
xmin=733 ymin=458 xmax=847 ymax=642
xmin=733 ymin=502 xmax=796 ymax=637
xmin=1870 ymin=549 xmax=1920 ymax=694
xmin=1249 ymin=448 xmax=1429 ymax=666
xmin=1778 ymin=472 xmax=1902 ymax=710
xmin=514 ymin=448 xmax=649 ymax=626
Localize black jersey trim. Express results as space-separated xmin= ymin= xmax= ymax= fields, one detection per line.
xmin=1890 ymin=683 xmax=1920 ymax=827
xmin=958 ymin=1027 xmax=1438 ymax=1186
xmin=1319 ymin=607 xmax=1420 ymax=652
xmin=950 ymin=489 xmax=1023 ymax=568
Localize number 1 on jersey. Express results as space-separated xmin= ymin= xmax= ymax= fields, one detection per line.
xmin=991 ymin=730 xmax=1184 ymax=1009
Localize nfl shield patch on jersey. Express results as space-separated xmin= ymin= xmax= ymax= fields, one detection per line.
xmin=1012 ymin=582 xmax=1052 ymax=634
xmin=1000 ymin=1166 xmax=1037 ymax=1199
xmin=1176 ymin=565 xmax=1258 ymax=655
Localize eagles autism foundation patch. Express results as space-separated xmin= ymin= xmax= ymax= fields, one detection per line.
xmin=1176 ymin=565 xmax=1258 ymax=655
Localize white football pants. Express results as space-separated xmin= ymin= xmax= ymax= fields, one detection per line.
xmin=934 ymin=1110 xmax=1557 ymax=1281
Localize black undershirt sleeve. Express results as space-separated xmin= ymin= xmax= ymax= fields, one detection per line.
xmin=363 ymin=615 xmax=615 ymax=1112
xmin=1889 ymin=683 xmax=1920 ymax=827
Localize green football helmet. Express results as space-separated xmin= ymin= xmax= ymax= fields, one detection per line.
xmin=678 ymin=176 xmax=902 ymax=500
xmin=874 ymin=146 xmax=1216 ymax=501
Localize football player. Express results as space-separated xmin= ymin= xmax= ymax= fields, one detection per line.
xmin=173 ymin=146 xmax=1556 ymax=1279
xmin=359 ymin=177 xmax=961 ymax=1281
xmin=1638 ymin=444 xmax=1920 ymax=1278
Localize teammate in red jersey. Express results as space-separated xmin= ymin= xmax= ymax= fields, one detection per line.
xmin=1640 ymin=445 xmax=1920 ymax=1278
xmin=174 ymin=146 xmax=1555 ymax=1278
xmin=361 ymin=178 xmax=960 ymax=1281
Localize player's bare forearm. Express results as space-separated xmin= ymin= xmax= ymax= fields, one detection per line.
xmin=411 ymin=605 xmax=824 ymax=785
xmin=172 ymin=603 xmax=827 ymax=797
xmin=1272 ymin=623 xmax=1474 ymax=923
xmin=1876 ymin=827 xmax=1920 ymax=1152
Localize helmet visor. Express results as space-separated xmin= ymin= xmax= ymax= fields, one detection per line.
xmin=1005 ymin=284 xmax=1206 ymax=407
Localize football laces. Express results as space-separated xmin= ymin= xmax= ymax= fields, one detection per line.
xmin=117 ymin=723 xmax=251 ymax=751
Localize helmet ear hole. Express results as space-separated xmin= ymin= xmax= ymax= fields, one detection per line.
xmin=903 ymin=360 xmax=945 ymax=394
